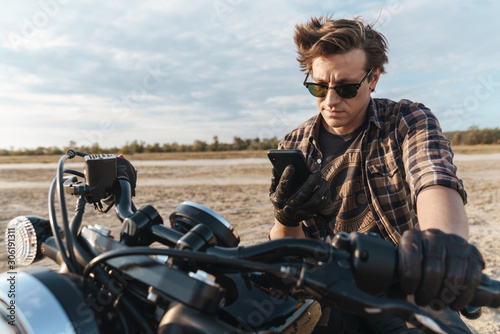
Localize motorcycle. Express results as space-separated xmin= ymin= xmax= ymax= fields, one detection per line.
xmin=1 ymin=150 xmax=499 ymax=334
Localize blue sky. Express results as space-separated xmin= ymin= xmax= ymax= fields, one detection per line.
xmin=1 ymin=0 xmax=499 ymax=150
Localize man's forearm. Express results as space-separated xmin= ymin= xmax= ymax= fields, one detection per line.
xmin=416 ymin=185 xmax=469 ymax=240
xmin=269 ymin=219 xmax=307 ymax=239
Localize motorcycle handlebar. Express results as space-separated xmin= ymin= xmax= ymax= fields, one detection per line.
xmin=206 ymin=237 xmax=331 ymax=261
xmin=206 ymin=232 xmax=500 ymax=309
xmin=470 ymin=274 xmax=500 ymax=308
xmin=115 ymin=179 xmax=136 ymax=220
xmin=108 ymin=171 xmax=500 ymax=311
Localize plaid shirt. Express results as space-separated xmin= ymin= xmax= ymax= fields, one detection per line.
xmin=277 ymin=98 xmax=466 ymax=245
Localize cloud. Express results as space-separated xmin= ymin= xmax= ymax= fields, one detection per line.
xmin=368 ymin=0 xmax=500 ymax=130
xmin=1 ymin=0 xmax=499 ymax=150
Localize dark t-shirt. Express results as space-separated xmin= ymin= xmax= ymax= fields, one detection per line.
xmin=318 ymin=122 xmax=377 ymax=235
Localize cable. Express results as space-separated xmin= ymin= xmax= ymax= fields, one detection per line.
xmin=66 ymin=149 xmax=88 ymax=158
xmin=69 ymin=194 xmax=94 ymax=270
xmin=56 ymin=154 xmax=78 ymax=272
xmin=83 ymin=247 xmax=287 ymax=278
xmin=63 ymin=169 xmax=85 ymax=178
xmin=57 ymin=150 xmax=154 ymax=333
xmin=116 ymin=308 xmax=132 ymax=334
xmin=48 ymin=177 xmax=76 ymax=272
xmin=46 ymin=153 xmax=87 ymax=273
xmin=116 ymin=295 xmax=154 ymax=334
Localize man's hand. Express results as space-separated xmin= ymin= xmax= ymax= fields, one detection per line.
xmin=398 ymin=229 xmax=485 ymax=311
xmin=269 ymin=165 xmax=330 ymax=227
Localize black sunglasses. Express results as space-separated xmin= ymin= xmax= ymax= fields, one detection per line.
xmin=303 ymin=68 xmax=373 ymax=99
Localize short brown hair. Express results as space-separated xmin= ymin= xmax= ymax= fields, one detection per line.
xmin=294 ymin=15 xmax=388 ymax=75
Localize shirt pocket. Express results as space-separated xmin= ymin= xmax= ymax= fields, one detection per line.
xmin=366 ymin=153 xmax=407 ymax=209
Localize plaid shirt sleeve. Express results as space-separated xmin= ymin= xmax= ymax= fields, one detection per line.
xmin=396 ymin=101 xmax=467 ymax=206
xmin=366 ymin=99 xmax=467 ymax=244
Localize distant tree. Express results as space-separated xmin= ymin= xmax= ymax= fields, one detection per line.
xmin=12 ymin=128 xmax=500 ymax=156
xmin=193 ymin=140 xmax=208 ymax=152
xmin=121 ymin=140 xmax=146 ymax=153
xmin=232 ymin=136 xmax=247 ymax=150
xmin=465 ymin=126 xmax=481 ymax=145
xmin=210 ymin=136 xmax=220 ymax=151
xmin=146 ymin=143 xmax=162 ymax=153
xmin=47 ymin=146 xmax=64 ymax=155
xmin=248 ymin=137 xmax=260 ymax=150
xmin=162 ymin=143 xmax=175 ymax=152
xmin=494 ymin=128 xmax=500 ymax=144
xmin=260 ymin=137 xmax=279 ymax=150
xmin=90 ymin=143 xmax=102 ymax=154
xmin=480 ymin=128 xmax=499 ymax=144
xmin=451 ymin=132 xmax=463 ymax=145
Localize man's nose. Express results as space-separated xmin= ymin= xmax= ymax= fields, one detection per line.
xmin=324 ymin=87 xmax=341 ymax=106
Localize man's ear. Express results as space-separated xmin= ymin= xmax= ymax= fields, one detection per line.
xmin=369 ymin=68 xmax=381 ymax=92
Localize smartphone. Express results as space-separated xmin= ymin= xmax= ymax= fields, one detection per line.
xmin=267 ymin=149 xmax=312 ymax=194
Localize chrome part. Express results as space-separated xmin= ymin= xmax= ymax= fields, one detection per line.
xmin=155 ymin=255 xmax=169 ymax=264
xmin=414 ymin=313 xmax=446 ymax=334
xmin=188 ymin=270 xmax=219 ymax=287
xmin=87 ymin=224 xmax=111 ymax=237
xmin=147 ymin=290 xmax=159 ymax=303
xmin=364 ymin=307 xmax=382 ymax=314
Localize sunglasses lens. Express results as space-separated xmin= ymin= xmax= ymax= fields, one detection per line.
xmin=307 ymin=84 xmax=328 ymax=97
xmin=335 ymin=85 xmax=358 ymax=99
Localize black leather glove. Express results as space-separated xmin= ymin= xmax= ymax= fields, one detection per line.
xmin=398 ymin=229 xmax=485 ymax=311
xmin=269 ymin=165 xmax=331 ymax=227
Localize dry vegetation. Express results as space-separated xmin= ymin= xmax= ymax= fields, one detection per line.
xmin=1 ymin=145 xmax=500 ymax=164
xmin=0 ymin=150 xmax=269 ymax=164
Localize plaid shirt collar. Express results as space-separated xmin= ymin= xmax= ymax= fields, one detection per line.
xmin=306 ymin=98 xmax=382 ymax=144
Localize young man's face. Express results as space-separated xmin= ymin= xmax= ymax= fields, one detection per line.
xmin=310 ymin=48 xmax=379 ymax=135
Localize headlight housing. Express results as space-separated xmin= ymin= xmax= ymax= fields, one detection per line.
xmin=6 ymin=216 xmax=38 ymax=266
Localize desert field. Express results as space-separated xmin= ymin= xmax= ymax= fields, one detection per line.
xmin=1 ymin=152 xmax=499 ymax=333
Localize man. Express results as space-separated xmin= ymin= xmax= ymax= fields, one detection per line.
xmin=269 ymin=15 xmax=484 ymax=333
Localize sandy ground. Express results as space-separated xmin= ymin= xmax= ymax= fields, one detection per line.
xmin=0 ymin=154 xmax=499 ymax=333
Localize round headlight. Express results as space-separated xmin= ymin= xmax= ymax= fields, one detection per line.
xmin=6 ymin=216 xmax=37 ymax=266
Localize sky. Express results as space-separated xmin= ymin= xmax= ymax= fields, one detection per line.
xmin=1 ymin=0 xmax=499 ymax=150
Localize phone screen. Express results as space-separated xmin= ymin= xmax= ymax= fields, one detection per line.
xmin=267 ymin=149 xmax=312 ymax=194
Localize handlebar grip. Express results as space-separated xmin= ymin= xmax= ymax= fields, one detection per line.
xmin=115 ymin=179 xmax=135 ymax=220
xmin=470 ymin=274 xmax=500 ymax=308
